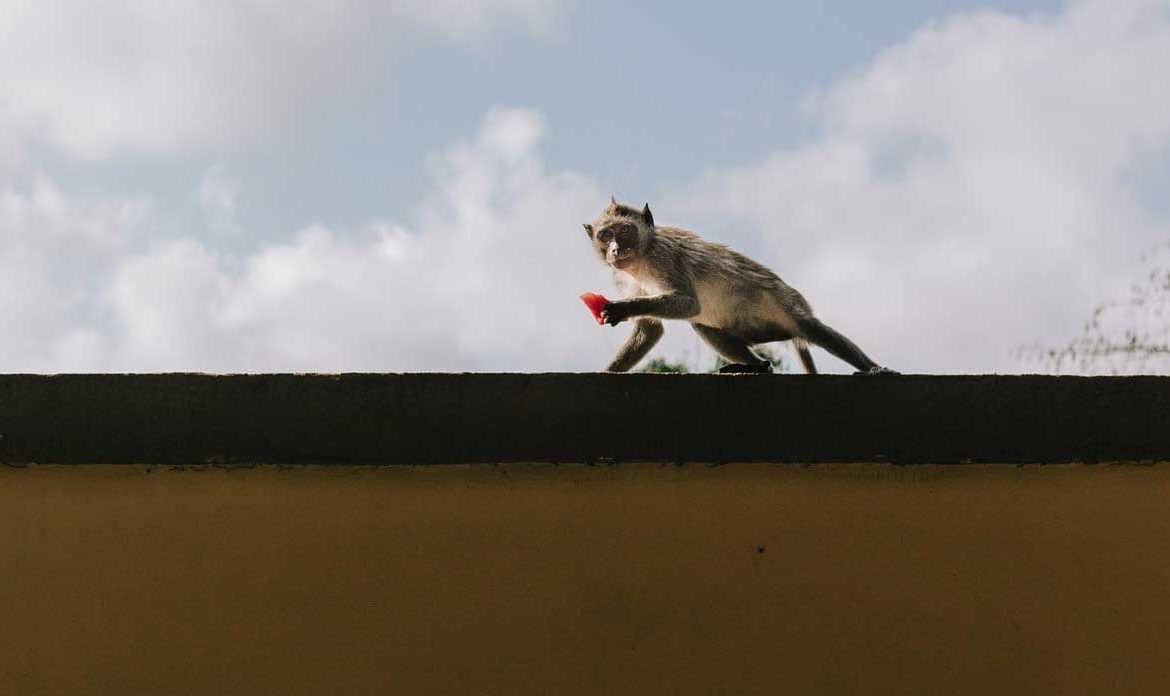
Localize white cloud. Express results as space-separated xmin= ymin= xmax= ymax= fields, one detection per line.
xmin=0 ymin=0 xmax=564 ymax=161
xmin=0 ymin=177 xmax=152 ymax=371
xmin=198 ymin=165 xmax=240 ymax=234
xmin=668 ymin=0 xmax=1170 ymax=373
xmin=0 ymin=108 xmax=617 ymax=373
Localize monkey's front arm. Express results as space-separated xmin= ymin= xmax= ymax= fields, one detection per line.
xmin=600 ymin=293 xmax=699 ymax=325
xmin=605 ymin=318 xmax=664 ymax=372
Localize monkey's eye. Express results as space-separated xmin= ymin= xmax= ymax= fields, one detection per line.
xmin=597 ymin=229 xmax=613 ymax=243
xmin=615 ymin=229 xmax=636 ymax=247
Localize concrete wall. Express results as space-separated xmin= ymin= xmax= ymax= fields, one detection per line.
xmin=1 ymin=375 xmax=1169 ymax=694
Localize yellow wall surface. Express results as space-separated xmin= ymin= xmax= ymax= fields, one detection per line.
xmin=2 ymin=463 xmax=1169 ymax=695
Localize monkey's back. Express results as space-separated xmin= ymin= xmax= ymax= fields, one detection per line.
xmin=650 ymin=228 xmax=811 ymax=308
xmin=644 ymin=227 xmax=813 ymax=340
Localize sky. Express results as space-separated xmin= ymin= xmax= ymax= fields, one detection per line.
xmin=2 ymin=0 xmax=1169 ymax=374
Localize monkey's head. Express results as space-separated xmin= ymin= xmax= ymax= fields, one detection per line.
xmin=583 ymin=197 xmax=655 ymax=270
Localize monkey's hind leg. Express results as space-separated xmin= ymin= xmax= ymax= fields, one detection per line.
xmin=692 ymin=324 xmax=772 ymax=373
xmin=797 ymin=317 xmax=893 ymax=374
xmin=794 ymin=339 xmax=817 ymax=374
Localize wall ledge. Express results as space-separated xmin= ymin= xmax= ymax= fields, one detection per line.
xmin=0 ymin=373 xmax=1167 ymax=465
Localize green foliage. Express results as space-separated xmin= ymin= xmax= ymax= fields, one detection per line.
xmin=1024 ymin=241 xmax=1170 ymax=374
xmin=639 ymin=357 xmax=689 ymax=374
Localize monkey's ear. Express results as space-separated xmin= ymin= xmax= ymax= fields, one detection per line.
xmin=641 ymin=204 xmax=654 ymax=227
xmin=583 ymin=223 xmax=594 ymax=238
xmin=610 ymin=195 xmax=617 ymax=206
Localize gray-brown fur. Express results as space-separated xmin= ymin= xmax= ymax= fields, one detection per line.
xmin=583 ymin=197 xmax=892 ymax=374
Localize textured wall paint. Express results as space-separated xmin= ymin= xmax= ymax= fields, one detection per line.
xmin=2 ymin=463 xmax=1168 ymax=695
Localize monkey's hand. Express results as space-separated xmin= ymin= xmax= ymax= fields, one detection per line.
xmin=600 ymin=301 xmax=633 ymax=326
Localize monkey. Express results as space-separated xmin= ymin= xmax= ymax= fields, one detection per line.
xmin=582 ymin=197 xmax=896 ymax=375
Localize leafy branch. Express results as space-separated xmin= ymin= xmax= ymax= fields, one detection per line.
xmin=1022 ymin=241 xmax=1170 ymax=374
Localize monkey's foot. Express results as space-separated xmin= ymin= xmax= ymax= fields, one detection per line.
xmin=854 ymin=366 xmax=900 ymax=375
xmin=718 ymin=362 xmax=772 ymax=374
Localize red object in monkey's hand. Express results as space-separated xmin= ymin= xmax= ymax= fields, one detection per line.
xmin=579 ymin=292 xmax=610 ymax=325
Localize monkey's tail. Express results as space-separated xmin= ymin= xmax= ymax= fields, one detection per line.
xmin=794 ymin=338 xmax=817 ymax=374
